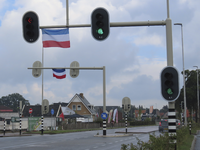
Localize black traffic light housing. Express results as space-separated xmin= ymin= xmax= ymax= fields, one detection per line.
xmin=22 ymin=11 xmax=39 ymax=43
xmin=91 ymin=7 xmax=109 ymax=41
xmin=181 ymin=101 xmax=184 ymax=109
xmin=161 ymin=66 xmax=179 ymax=101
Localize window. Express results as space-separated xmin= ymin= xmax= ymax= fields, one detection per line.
xmin=72 ymin=105 xmax=76 ymax=110
xmin=77 ymin=105 xmax=81 ymax=110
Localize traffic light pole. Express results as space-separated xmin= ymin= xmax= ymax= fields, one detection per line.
xmin=166 ymin=1 xmax=176 ymax=149
xmin=28 ymin=66 xmax=107 ymax=135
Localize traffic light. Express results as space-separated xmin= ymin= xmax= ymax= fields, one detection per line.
xmin=128 ymin=104 xmax=130 ymax=110
xmin=22 ymin=11 xmax=39 ymax=43
xmin=91 ymin=7 xmax=109 ymax=41
xmin=161 ymin=66 xmax=179 ymax=101
xmin=181 ymin=101 xmax=184 ymax=109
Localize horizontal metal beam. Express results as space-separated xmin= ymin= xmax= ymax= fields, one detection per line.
xmin=28 ymin=67 xmax=103 ymax=70
xmin=39 ymin=20 xmax=166 ymax=29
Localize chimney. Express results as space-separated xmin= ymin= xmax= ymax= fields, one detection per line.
xmin=80 ymin=93 xmax=84 ymax=98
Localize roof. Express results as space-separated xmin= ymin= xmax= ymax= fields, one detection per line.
xmin=22 ymin=105 xmax=61 ymax=117
xmin=53 ymin=102 xmax=68 ymax=107
xmin=67 ymin=93 xmax=96 ymax=115
xmin=64 ymin=114 xmax=87 ymax=119
xmin=0 ymin=105 xmax=13 ymax=112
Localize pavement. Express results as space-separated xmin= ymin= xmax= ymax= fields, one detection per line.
xmin=95 ymin=126 xmax=158 ymax=137
xmin=0 ymin=126 xmax=158 ymax=138
xmin=192 ymin=130 xmax=200 ymax=150
xmin=0 ymin=132 xmax=32 ymax=137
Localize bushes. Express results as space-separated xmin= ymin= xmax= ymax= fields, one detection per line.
xmin=121 ymin=126 xmax=193 ymax=150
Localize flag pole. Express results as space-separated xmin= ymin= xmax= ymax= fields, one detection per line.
xmin=41 ymin=47 xmax=44 ymax=135
xmin=66 ymin=0 xmax=69 ymax=27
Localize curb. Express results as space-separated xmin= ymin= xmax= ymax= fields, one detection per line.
xmin=94 ymin=133 xmax=133 ymax=137
xmin=0 ymin=134 xmax=32 ymax=137
xmin=190 ymin=130 xmax=199 ymax=150
xmin=115 ymin=129 xmax=158 ymax=134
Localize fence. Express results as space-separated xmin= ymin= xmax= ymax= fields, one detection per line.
xmin=130 ymin=121 xmax=155 ymax=126
xmin=62 ymin=122 xmax=129 ymax=130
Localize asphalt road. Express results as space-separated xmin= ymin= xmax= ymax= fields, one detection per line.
xmin=0 ymin=126 xmax=160 ymax=150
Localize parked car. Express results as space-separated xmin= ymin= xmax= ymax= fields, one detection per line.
xmin=159 ymin=119 xmax=168 ymax=132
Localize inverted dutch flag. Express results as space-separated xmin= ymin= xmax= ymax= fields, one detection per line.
xmin=42 ymin=28 xmax=70 ymax=48
xmin=52 ymin=69 xmax=66 ymax=79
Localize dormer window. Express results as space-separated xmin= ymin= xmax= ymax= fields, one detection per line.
xmin=77 ymin=105 xmax=81 ymax=110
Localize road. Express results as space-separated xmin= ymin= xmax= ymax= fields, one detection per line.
xmin=0 ymin=126 xmax=160 ymax=150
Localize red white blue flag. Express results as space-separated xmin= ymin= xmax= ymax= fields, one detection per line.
xmin=52 ymin=69 xmax=66 ymax=79
xmin=42 ymin=28 xmax=70 ymax=48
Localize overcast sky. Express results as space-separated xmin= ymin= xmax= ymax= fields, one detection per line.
xmin=0 ymin=0 xmax=199 ymax=110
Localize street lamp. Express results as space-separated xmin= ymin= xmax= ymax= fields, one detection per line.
xmin=174 ymin=23 xmax=187 ymax=126
xmin=193 ymin=66 xmax=199 ymax=123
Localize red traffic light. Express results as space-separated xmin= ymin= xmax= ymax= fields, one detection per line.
xmin=26 ymin=17 xmax=33 ymax=23
xmin=22 ymin=11 xmax=39 ymax=43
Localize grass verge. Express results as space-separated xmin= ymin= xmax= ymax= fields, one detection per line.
xmin=121 ymin=123 xmax=200 ymax=150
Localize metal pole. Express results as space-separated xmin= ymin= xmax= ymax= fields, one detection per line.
xmin=166 ymin=1 xmax=176 ymax=149
xmin=174 ymin=23 xmax=187 ymax=127
xmin=125 ymin=112 xmax=127 ymax=134
xmin=193 ymin=66 xmax=199 ymax=123
xmin=4 ymin=119 xmax=5 ymax=135
xmin=39 ymin=20 xmax=166 ymax=29
xmin=66 ymin=0 xmax=69 ymax=27
xmin=174 ymin=23 xmax=187 ymax=126
xmin=41 ymin=47 xmax=44 ymax=135
xmin=103 ymin=66 xmax=106 ymax=135
xmin=19 ymin=112 xmax=21 ymax=135
xmin=198 ymin=69 xmax=199 ymax=123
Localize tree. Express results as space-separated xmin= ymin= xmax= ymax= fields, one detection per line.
xmin=175 ymin=70 xmax=199 ymax=122
xmin=160 ymin=105 xmax=168 ymax=113
xmin=0 ymin=93 xmax=30 ymax=112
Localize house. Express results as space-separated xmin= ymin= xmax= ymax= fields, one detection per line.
xmin=134 ymin=110 xmax=146 ymax=120
xmin=0 ymin=105 xmax=19 ymax=130
xmin=67 ymin=93 xmax=96 ymax=122
xmin=21 ymin=104 xmax=63 ymax=131
xmin=0 ymin=105 xmax=13 ymax=112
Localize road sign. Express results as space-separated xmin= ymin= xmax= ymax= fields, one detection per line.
xmin=70 ymin=61 xmax=79 ymax=78
xmin=101 ymin=112 xmax=108 ymax=120
xmin=29 ymin=108 xmax=33 ymax=114
xmin=51 ymin=109 xmax=54 ymax=115
xmin=32 ymin=61 xmax=42 ymax=78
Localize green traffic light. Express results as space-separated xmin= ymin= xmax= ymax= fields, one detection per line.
xmin=167 ymin=88 xmax=173 ymax=95
xmin=97 ymin=28 xmax=103 ymax=35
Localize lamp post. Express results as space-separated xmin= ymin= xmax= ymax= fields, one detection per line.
xmin=193 ymin=66 xmax=199 ymax=123
xmin=174 ymin=23 xmax=187 ymax=126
